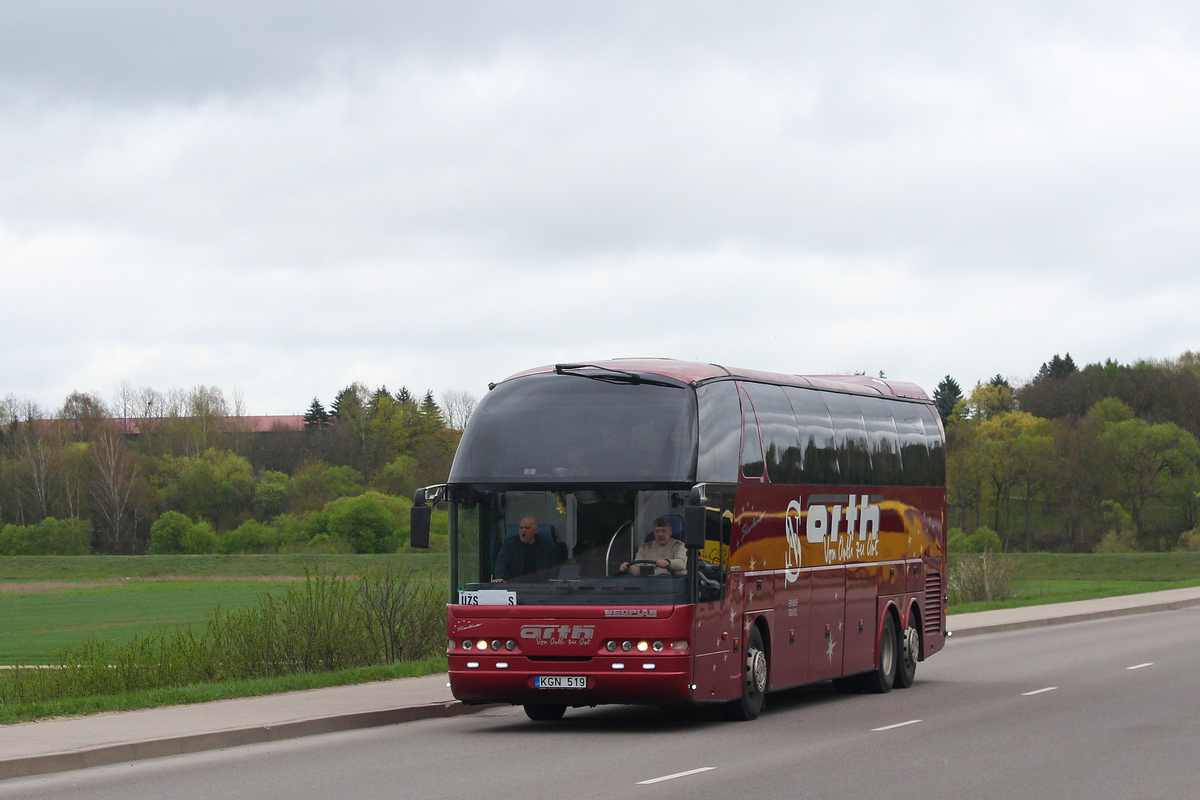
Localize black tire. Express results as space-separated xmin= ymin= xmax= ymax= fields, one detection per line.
xmin=860 ymin=612 xmax=898 ymax=694
xmin=523 ymin=702 xmax=567 ymax=721
xmin=896 ymin=613 xmax=919 ymax=689
xmin=725 ymin=626 xmax=768 ymax=721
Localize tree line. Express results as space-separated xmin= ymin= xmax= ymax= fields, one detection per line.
xmin=0 ymin=383 xmax=473 ymax=555
xmin=935 ymin=352 xmax=1200 ymax=553
xmin=5 ymin=353 xmax=1199 ymax=556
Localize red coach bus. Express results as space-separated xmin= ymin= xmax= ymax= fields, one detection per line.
xmin=410 ymin=359 xmax=946 ymax=721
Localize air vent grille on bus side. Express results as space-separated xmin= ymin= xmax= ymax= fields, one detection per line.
xmin=924 ymin=572 xmax=944 ymax=637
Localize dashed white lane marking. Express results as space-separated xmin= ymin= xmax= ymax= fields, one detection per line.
xmin=1127 ymin=663 xmax=1154 ymax=670
xmin=637 ymin=767 xmax=716 ymax=785
xmin=1022 ymin=687 xmax=1058 ymax=696
xmin=871 ymin=719 xmax=923 ymax=732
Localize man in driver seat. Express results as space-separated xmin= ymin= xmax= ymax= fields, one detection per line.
xmin=620 ymin=517 xmax=687 ymax=576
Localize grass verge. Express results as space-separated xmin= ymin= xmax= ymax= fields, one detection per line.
xmin=0 ymin=655 xmax=448 ymax=725
xmin=0 ymin=553 xmax=448 ymax=583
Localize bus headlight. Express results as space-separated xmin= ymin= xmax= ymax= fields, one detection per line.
xmin=636 ymin=641 xmax=650 ymax=652
xmin=652 ymin=641 xmax=665 ymax=652
xmin=462 ymin=639 xmax=473 ymax=650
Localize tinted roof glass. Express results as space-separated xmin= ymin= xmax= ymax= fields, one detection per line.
xmin=450 ymin=372 xmax=697 ymax=483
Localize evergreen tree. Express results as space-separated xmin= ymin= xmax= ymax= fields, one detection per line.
xmin=303 ymin=398 xmax=329 ymax=430
xmin=933 ymin=376 xmax=963 ymax=422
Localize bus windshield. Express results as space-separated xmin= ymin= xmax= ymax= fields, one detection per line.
xmin=449 ymin=371 xmax=698 ymax=483
xmin=451 ymin=488 xmax=725 ymax=607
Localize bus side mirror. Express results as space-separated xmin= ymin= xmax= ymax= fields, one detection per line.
xmin=683 ymin=505 xmax=706 ymax=550
xmin=410 ymin=488 xmax=431 ymax=550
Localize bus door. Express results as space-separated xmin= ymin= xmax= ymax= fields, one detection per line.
xmin=690 ymin=492 xmax=740 ymax=702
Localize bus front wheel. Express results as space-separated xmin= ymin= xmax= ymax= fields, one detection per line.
xmin=725 ymin=626 xmax=767 ymax=721
xmin=523 ymin=703 xmax=566 ymax=721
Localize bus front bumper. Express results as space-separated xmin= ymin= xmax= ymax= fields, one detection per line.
xmin=449 ymin=654 xmax=694 ymax=705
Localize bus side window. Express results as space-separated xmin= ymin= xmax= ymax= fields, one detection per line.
xmin=783 ymin=386 xmax=838 ymax=484
xmin=696 ymin=382 xmax=741 ymax=484
xmin=744 ymin=383 xmax=803 ymax=484
xmin=738 ymin=385 xmax=765 ymax=480
xmin=823 ymin=392 xmax=871 ymax=485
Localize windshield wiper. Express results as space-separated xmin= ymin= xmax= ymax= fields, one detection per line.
xmin=554 ymin=364 xmax=685 ymax=390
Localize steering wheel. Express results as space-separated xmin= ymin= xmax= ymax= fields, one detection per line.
xmin=622 ymin=559 xmax=662 ymax=575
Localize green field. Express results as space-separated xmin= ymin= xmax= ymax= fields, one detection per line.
xmin=0 ymin=553 xmax=448 ymax=583
xmin=0 ymin=581 xmax=298 ymax=664
xmin=0 ymin=554 xmax=449 ymax=665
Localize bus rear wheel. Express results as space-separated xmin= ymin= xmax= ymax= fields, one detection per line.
xmin=725 ymin=626 xmax=767 ymax=721
xmin=523 ymin=702 xmax=567 ymax=721
xmin=860 ymin=612 xmax=898 ymax=694
xmin=896 ymin=616 xmax=919 ymax=689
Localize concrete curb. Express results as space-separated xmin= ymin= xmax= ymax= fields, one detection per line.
xmin=947 ymin=593 xmax=1200 ymax=638
xmin=0 ymin=701 xmax=495 ymax=782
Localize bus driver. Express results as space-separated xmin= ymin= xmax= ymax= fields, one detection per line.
xmin=620 ymin=517 xmax=687 ymax=576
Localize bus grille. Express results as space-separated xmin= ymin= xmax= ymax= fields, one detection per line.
xmin=924 ymin=572 xmax=944 ymax=637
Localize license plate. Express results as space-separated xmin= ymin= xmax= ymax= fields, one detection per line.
xmin=535 ymin=675 xmax=586 ymax=689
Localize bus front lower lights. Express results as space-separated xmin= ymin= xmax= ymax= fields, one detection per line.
xmin=670 ymin=640 xmax=689 ymax=652
xmin=636 ymin=641 xmax=650 ymax=652
xmin=621 ymin=640 xmax=633 ymax=652
xmin=652 ymin=641 xmax=665 ymax=652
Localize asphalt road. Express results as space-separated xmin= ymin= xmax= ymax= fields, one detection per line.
xmin=4 ymin=606 xmax=1198 ymax=800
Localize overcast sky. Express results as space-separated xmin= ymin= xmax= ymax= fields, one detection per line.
xmin=3 ymin=2 xmax=1198 ymax=416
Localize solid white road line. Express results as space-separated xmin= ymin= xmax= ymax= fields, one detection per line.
xmin=871 ymin=719 xmax=923 ymax=732
xmin=637 ymin=767 xmax=716 ymax=785
xmin=1126 ymin=663 xmax=1154 ymax=670
xmin=1022 ymin=687 xmax=1058 ymax=696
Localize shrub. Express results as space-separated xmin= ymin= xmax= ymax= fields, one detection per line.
xmin=148 ymin=512 xmax=218 ymax=555
xmin=220 ymin=520 xmax=281 ymax=554
xmin=1094 ymin=501 xmax=1138 ymax=553
xmin=948 ymin=552 xmax=1017 ymax=604
xmin=1178 ymin=527 xmax=1200 ymax=551
xmin=326 ymin=492 xmax=401 ymax=554
xmin=965 ymin=526 xmax=1003 ymax=553
xmin=0 ymin=518 xmax=92 ymax=555
xmin=182 ymin=521 xmax=219 ymax=554
xmin=947 ymin=527 xmax=967 ymax=552
xmin=148 ymin=512 xmax=195 ymax=555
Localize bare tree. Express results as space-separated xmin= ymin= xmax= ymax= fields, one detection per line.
xmin=11 ymin=399 xmax=55 ymax=522
xmin=439 ymin=390 xmax=478 ymax=431
xmin=90 ymin=425 xmax=140 ymax=554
